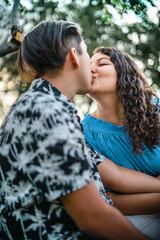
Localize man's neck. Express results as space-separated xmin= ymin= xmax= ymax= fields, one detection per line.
xmin=42 ymin=73 xmax=76 ymax=101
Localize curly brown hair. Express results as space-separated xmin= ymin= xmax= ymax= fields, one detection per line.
xmin=94 ymin=47 xmax=160 ymax=154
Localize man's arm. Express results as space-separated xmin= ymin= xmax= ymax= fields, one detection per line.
xmin=107 ymin=192 xmax=160 ymax=215
xmin=98 ymin=158 xmax=160 ymax=193
xmin=61 ymin=181 xmax=149 ymax=240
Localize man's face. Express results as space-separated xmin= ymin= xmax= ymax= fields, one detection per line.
xmin=76 ymin=40 xmax=92 ymax=94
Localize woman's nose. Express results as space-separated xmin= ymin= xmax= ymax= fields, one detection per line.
xmin=91 ymin=65 xmax=96 ymax=73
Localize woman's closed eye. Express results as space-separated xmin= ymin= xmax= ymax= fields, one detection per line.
xmin=98 ymin=63 xmax=109 ymax=66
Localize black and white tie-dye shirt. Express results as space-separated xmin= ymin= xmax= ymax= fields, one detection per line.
xmin=0 ymin=78 xmax=112 ymax=240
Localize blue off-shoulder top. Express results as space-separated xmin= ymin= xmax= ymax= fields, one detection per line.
xmin=81 ymin=114 xmax=160 ymax=177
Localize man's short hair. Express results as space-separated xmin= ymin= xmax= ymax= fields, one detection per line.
xmin=18 ymin=20 xmax=83 ymax=82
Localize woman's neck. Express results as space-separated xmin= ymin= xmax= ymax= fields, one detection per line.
xmin=92 ymin=95 xmax=124 ymax=126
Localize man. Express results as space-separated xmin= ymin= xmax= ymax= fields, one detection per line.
xmin=0 ymin=20 xmax=149 ymax=239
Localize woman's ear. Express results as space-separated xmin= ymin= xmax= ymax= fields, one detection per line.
xmin=69 ymin=47 xmax=80 ymax=68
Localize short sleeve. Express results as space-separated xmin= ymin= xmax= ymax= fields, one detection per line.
xmin=85 ymin=142 xmax=106 ymax=165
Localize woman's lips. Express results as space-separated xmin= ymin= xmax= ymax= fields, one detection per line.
xmin=91 ymin=76 xmax=96 ymax=83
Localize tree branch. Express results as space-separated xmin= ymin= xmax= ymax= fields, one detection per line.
xmin=11 ymin=0 xmax=20 ymax=27
xmin=0 ymin=0 xmax=23 ymax=57
xmin=0 ymin=39 xmax=20 ymax=57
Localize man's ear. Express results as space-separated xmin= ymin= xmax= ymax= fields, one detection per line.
xmin=69 ymin=47 xmax=80 ymax=68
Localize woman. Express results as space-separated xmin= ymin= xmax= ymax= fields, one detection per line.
xmin=82 ymin=47 xmax=160 ymax=178
xmin=81 ymin=47 xmax=160 ymax=239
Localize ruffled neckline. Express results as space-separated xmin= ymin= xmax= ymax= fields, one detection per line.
xmin=83 ymin=114 xmax=125 ymax=134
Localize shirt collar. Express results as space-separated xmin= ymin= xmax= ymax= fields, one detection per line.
xmin=30 ymin=78 xmax=76 ymax=113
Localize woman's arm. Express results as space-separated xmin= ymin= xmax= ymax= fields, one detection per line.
xmin=107 ymin=192 xmax=160 ymax=215
xmin=97 ymin=158 xmax=160 ymax=193
xmin=157 ymin=175 xmax=160 ymax=180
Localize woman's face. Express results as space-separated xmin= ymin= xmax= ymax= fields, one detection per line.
xmin=89 ymin=52 xmax=117 ymax=97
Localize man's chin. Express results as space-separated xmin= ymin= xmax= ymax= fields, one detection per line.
xmin=87 ymin=87 xmax=94 ymax=95
xmin=77 ymin=86 xmax=91 ymax=95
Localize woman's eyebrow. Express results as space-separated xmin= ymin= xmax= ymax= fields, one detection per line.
xmin=91 ymin=57 xmax=112 ymax=64
xmin=97 ymin=57 xmax=111 ymax=62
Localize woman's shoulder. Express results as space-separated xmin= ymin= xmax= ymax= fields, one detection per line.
xmin=153 ymin=97 xmax=160 ymax=104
